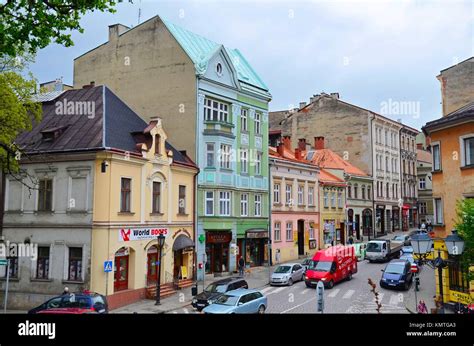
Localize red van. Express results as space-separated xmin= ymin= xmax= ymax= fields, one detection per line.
xmin=304 ymin=245 xmax=358 ymax=289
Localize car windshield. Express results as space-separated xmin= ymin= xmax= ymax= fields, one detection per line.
xmin=400 ymin=256 xmax=414 ymax=264
xmin=385 ymin=263 xmax=405 ymax=274
xmin=274 ymin=266 xmax=291 ymax=273
xmin=215 ymin=295 xmax=239 ymax=306
xmin=393 ymin=236 xmax=404 ymax=241
xmin=367 ymin=242 xmax=381 ymax=252
xmin=402 ymin=247 xmax=413 ymax=253
xmin=302 ymin=259 xmax=310 ymax=265
xmin=308 ymin=261 xmax=333 ymax=272
xmin=205 ymin=283 xmax=227 ymax=293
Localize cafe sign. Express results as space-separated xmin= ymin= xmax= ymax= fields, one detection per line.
xmin=449 ymin=290 xmax=472 ymax=305
xmin=119 ymin=227 xmax=169 ymax=242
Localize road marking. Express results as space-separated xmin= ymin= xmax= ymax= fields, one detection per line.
xmin=301 ymin=289 xmax=310 ymax=295
xmin=172 ymin=311 xmax=178 ymax=314
xmin=342 ymin=289 xmax=355 ymax=299
xmin=328 ymin=288 xmax=340 ymax=298
xmin=183 ymin=308 xmax=189 ymax=314
xmin=281 ymin=296 xmax=317 ymax=314
xmin=389 ymin=294 xmax=400 ymax=306
xmin=265 ymin=286 xmax=286 ymax=295
xmin=260 ymin=286 xmax=273 ymax=294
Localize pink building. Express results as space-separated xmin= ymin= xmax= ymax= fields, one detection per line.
xmin=269 ymin=139 xmax=320 ymax=263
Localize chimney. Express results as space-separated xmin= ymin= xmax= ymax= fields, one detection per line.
xmin=314 ymin=136 xmax=325 ymax=150
xmin=277 ymin=143 xmax=285 ymax=157
xmin=108 ymin=24 xmax=130 ymax=41
xmin=294 ymin=148 xmax=302 ymax=160
xmin=416 ymin=143 xmax=423 ymax=150
xmin=299 ymin=102 xmax=307 ymax=109
xmin=82 ymin=81 xmax=95 ymax=89
xmin=330 ymin=92 xmax=340 ymax=100
xmin=54 ymin=78 xmax=63 ymax=92
xmin=298 ymin=138 xmax=306 ymax=151
xmin=282 ymin=136 xmax=291 ymax=150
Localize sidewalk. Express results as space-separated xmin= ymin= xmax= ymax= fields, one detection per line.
xmin=404 ymin=264 xmax=439 ymax=314
xmin=111 ymin=265 xmax=273 ymax=313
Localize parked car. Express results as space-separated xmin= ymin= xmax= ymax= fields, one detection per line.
xmin=28 ymin=291 xmax=108 ymax=314
xmin=304 ymin=245 xmax=358 ymax=289
xmin=400 ymin=246 xmax=414 ymax=254
xmin=365 ymin=239 xmax=403 ymax=262
xmin=400 ymin=253 xmax=419 ymax=273
xmin=351 ymin=243 xmax=367 ymax=261
xmin=192 ymin=277 xmax=248 ymax=311
xmin=301 ymin=258 xmax=312 ymax=272
xmin=392 ymin=235 xmax=411 ymax=246
xmin=270 ymin=263 xmax=305 ymax=286
xmin=202 ymin=289 xmax=267 ymax=314
xmin=380 ymin=259 xmax=414 ymax=290
xmin=410 ymin=229 xmax=435 ymax=238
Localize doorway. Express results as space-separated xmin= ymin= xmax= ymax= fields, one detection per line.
xmin=355 ymin=215 xmax=360 ymax=239
xmin=147 ymin=246 xmax=158 ymax=286
xmin=114 ymin=247 xmax=129 ymax=292
xmin=297 ymin=220 xmax=305 ymax=256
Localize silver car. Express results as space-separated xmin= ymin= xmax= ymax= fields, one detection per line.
xmin=270 ymin=263 xmax=305 ymax=286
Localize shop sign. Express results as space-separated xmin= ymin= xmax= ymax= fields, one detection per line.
xmin=246 ymin=231 xmax=268 ymax=239
xmin=450 ymin=290 xmax=472 ymax=305
xmin=119 ymin=227 xmax=169 ymax=242
xmin=206 ymin=232 xmax=232 ymax=244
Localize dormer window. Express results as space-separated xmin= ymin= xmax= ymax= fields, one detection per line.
xmin=41 ymin=126 xmax=67 ymax=142
xmin=155 ymin=134 xmax=161 ymax=156
xmin=216 ymin=63 xmax=223 ymax=76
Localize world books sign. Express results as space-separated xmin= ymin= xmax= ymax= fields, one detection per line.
xmin=119 ymin=227 xmax=169 ymax=242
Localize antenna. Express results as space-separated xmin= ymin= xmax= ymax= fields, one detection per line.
xmin=137 ymin=0 xmax=142 ymax=25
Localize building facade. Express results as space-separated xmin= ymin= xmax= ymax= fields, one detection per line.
xmin=269 ymin=140 xmax=320 ymax=263
xmin=400 ymin=127 xmax=419 ymax=231
xmin=73 ymin=15 xmax=272 ymax=278
xmin=416 ymin=140 xmax=434 ymax=225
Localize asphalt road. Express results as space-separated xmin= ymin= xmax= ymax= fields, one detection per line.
xmin=170 ymin=259 xmax=434 ymax=314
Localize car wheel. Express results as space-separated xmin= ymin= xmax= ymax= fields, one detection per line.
xmin=258 ymin=305 xmax=266 ymax=314
xmin=288 ymin=279 xmax=293 ymax=286
xmin=347 ymin=272 xmax=352 ymax=281
xmin=327 ymin=280 xmax=334 ymax=289
xmin=305 ymin=283 xmax=312 ymax=288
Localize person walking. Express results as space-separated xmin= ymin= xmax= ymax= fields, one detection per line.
xmin=417 ymin=299 xmax=428 ymax=314
xmin=62 ymin=286 xmax=69 ymax=295
xmin=238 ymin=256 xmax=245 ymax=277
xmin=275 ymin=249 xmax=281 ymax=264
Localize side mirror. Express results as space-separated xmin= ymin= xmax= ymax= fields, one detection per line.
xmin=381 ymin=269 xmax=384 ymax=272
xmin=238 ymin=302 xmax=244 ymax=306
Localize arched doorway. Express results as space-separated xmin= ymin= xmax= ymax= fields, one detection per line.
xmin=173 ymin=234 xmax=194 ymax=281
xmin=146 ymin=245 xmax=158 ymax=286
xmin=362 ymin=209 xmax=373 ymax=238
xmin=114 ymin=247 xmax=129 ymax=292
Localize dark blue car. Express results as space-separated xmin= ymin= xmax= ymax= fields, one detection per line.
xmin=380 ymin=259 xmax=413 ymax=290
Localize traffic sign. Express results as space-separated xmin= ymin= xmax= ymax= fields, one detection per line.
xmin=104 ymin=260 xmax=113 ymax=273
xmin=0 ymin=259 xmax=7 ymax=266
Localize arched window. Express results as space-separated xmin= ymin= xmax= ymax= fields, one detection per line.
xmin=155 ymin=134 xmax=161 ymax=155
xmin=347 ymin=184 xmax=352 ymax=199
xmin=361 ymin=185 xmax=366 ymax=199
xmin=353 ymin=184 xmax=358 ymax=199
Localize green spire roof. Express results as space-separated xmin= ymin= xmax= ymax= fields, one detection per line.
xmin=163 ymin=19 xmax=269 ymax=92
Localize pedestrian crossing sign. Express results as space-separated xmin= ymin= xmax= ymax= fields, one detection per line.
xmin=104 ymin=260 xmax=113 ymax=273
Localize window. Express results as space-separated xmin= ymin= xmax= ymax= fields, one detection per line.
xmin=206 ymin=143 xmax=215 ymax=167
xmin=36 ymin=246 xmax=50 ymax=279
xmin=3 ymin=257 xmax=18 ymax=278
xmin=323 ymin=191 xmax=329 ymax=208
xmin=240 ymin=149 xmax=248 ymax=174
xmin=241 ymin=109 xmax=248 ymax=132
xmin=367 ymin=186 xmax=371 ymax=200
xmin=385 ymin=130 xmax=388 ymax=146
xmin=216 ymin=63 xmax=223 ymax=75
xmin=38 ymin=179 xmax=53 ymax=211
xmin=254 ymin=194 xmax=262 ymax=216
xmin=68 ymin=247 xmax=83 ymax=281
xmin=309 ymin=225 xmax=315 ymax=239
xmin=155 ymin=134 xmax=161 ymax=155
xmin=330 ymin=191 xmax=335 ymax=208
xmin=120 ymin=178 xmax=131 ymax=212
xmin=255 ymin=112 xmax=261 ymax=135
xmin=286 ymin=222 xmax=293 ymax=241
xmin=353 ymin=184 xmax=358 ymax=199
xmin=240 ymin=193 xmax=248 ymax=216
xmin=419 ymin=178 xmax=426 ymax=190
xmin=205 ymin=191 xmax=214 ymax=216
xmin=220 ymin=144 xmax=231 ymax=169
xmin=337 ymin=190 xmax=343 ymax=208
xmin=392 ymin=184 xmax=395 ymax=199
xmin=255 ymin=152 xmax=262 ymax=175
xmin=308 ymin=187 xmax=314 ymax=206
xmin=152 ymin=182 xmax=161 ymax=213
xmin=286 ymin=184 xmax=293 ymax=206
xmin=448 ymin=261 xmax=470 ymax=293
xmin=347 ymin=184 xmax=352 ymax=198
xmin=386 ymin=157 xmax=389 ymax=172
xmin=435 ymin=198 xmax=443 ymax=224
xmin=386 ymin=183 xmax=390 ymax=199
xmin=432 ymin=143 xmax=441 ymax=171
xmin=461 ymin=136 xmax=474 ymax=167
xmin=273 ymin=183 xmax=280 ymax=204
xmin=419 ymin=202 xmax=427 ymax=215
xmin=361 ymin=185 xmax=366 ymax=200
xmin=204 ymin=98 xmax=229 ymax=123
xmin=274 ymin=222 xmax=281 ymax=241
xmin=219 ymin=191 xmax=231 ymax=216
xmin=298 ymin=185 xmax=304 ymax=205
xmin=178 ymin=185 xmax=186 ymax=214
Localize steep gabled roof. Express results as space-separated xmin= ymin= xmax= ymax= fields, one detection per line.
xmin=306 ymin=148 xmax=367 ymax=177
xmin=319 ymin=168 xmax=345 ymax=185
xmin=423 ymin=101 xmax=474 ymax=134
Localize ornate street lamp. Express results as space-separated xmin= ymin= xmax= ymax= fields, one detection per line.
xmin=411 ymin=233 xmax=433 ymax=260
xmin=155 ymin=234 xmax=166 ymax=305
xmin=444 ymin=229 xmax=465 ymax=256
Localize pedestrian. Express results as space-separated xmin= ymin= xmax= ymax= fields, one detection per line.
xmin=62 ymin=286 xmax=69 ymax=295
xmin=348 ymin=236 xmax=354 ymax=245
xmin=421 ymin=221 xmax=426 ymax=230
xmin=275 ymin=249 xmax=281 ymax=264
xmin=238 ymin=256 xmax=245 ymax=277
xmin=417 ymin=299 xmax=428 ymax=314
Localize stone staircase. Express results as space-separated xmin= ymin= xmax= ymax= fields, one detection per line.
xmin=145 ymin=279 xmax=194 ymax=300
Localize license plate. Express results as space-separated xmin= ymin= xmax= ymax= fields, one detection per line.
xmin=388 ymin=283 xmax=396 ymax=286
xmin=197 ymin=303 xmax=205 ymax=307
xmin=311 ymin=281 xmax=318 ymax=284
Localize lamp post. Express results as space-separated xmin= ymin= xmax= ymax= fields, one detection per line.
xmin=155 ymin=234 xmax=166 ymax=306
xmin=411 ymin=229 xmax=465 ymax=313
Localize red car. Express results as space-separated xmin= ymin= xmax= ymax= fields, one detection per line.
xmin=304 ymin=245 xmax=358 ymax=289
xmin=28 ymin=291 xmax=108 ymax=314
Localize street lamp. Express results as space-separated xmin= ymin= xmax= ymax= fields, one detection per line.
xmin=444 ymin=229 xmax=465 ymax=256
xmin=155 ymin=234 xmax=166 ymax=306
xmin=411 ymin=233 xmax=433 ymax=260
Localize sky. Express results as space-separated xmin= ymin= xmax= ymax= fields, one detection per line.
xmin=29 ymin=0 xmax=473 ymax=130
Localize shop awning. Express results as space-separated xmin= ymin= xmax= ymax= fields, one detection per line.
xmin=173 ymin=235 xmax=195 ymax=251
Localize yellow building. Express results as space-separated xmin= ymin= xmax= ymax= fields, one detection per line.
xmin=319 ymin=169 xmax=347 ymax=247
xmin=91 ymin=118 xmax=198 ymax=309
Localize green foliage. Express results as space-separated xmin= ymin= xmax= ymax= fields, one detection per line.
xmin=454 ymin=199 xmax=474 ymax=281
xmin=0 ymin=0 xmax=130 ymax=57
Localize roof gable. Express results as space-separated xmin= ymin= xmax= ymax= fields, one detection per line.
xmin=307 ymin=148 xmax=367 ymax=177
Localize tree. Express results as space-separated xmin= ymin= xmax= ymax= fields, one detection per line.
xmin=455 ymin=199 xmax=474 ymax=281
xmin=0 ymin=0 xmax=131 ymax=57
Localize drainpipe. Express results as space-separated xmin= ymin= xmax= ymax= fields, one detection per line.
xmin=192 ymin=167 xmax=199 ymax=291
xmin=369 ymin=113 xmax=375 ymax=241
xmin=268 ymin=159 xmax=273 ymax=268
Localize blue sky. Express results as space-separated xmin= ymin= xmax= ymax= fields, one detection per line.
xmin=30 ymin=0 xmax=472 ymax=130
